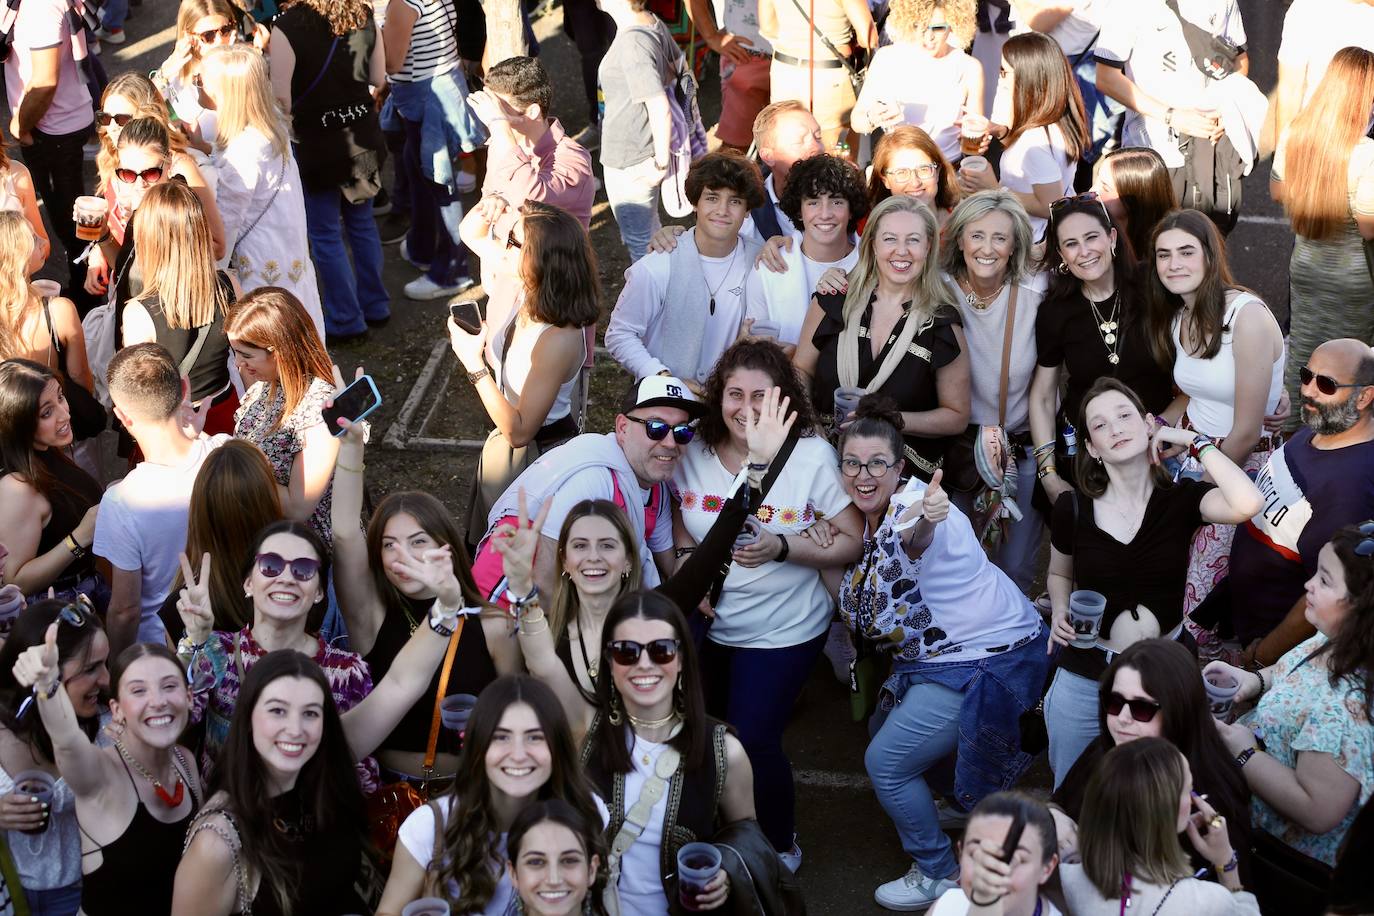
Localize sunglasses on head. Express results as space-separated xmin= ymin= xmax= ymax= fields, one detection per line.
xmin=16 ymin=597 xmax=92 ymax=719
xmin=96 ymin=111 xmax=134 ymax=128
xmin=625 ymin=415 xmax=695 ymax=445
xmin=1357 ymin=520 xmax=1374 ymax=558
xmin=1104 ymin=691 xmax=1161 ymax=723
xmin=1050 ymin=191 xmax=1111 ymax=224
xmin=505 ymin=229 xmax=523 ymax=250
xmin=115 ymin=165 xmax=166 ymax=185
xmin=605 ymin=638 xmax=681 ymax=667
xmin=1299 ymin=366 xmax=1365 ymax=397
xmin=255 ymin=552 xmax=321 ymax=582
xmin=196 ymin=23 xmax=236 ymax=43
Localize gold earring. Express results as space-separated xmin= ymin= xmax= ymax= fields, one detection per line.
xmin=608 ymin=689 xmax=624 ymax=726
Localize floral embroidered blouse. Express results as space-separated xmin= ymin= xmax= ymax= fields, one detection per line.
xmin=234 ymin=376 xmax=335 ymax=543
xmin=1239 ymin=633 xmax=1374 ymax=865
xmin=189 ymin=625 xmax=380 ymax=795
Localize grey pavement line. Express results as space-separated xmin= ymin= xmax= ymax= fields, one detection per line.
xmin=794 ymin=768 xmax=874 ymax=791
xmin=1237 ymin=214 xmax=1288 ymax=226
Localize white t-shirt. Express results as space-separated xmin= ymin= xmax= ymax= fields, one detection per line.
xmin=617 ymin=733 xmax=674 ymax=916
xmin=999 ymin=124 xmax=1077 ymax=241
xmin=743 ymin=242 xmax=860 ymax=346
xmin=92 ymin=434 xmax=230 ymax=644
xmin=944 ymin=273 xmax=1046 ymax=434
xmin=1095 ymin=0 xmax=1247 ymax=168
xmin=1279 ymin=0 xmax=1374 ymax=105
xmin=4 ymin=0 xmax=92 ymax=136
xmin=715 ymin=0 xmax=771 ymax=53
xmin=931 ymin=889 xmax=1064 ymax=916
xmin=854 ymin=45 xmax=978 ymax=160
xmin=1011 ymin=0 xmax=1115 ymax=57
xmin=673 ymin=436 xmax=851 ymax=648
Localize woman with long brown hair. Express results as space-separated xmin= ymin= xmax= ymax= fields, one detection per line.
xmin=1272 ymin=45 xmax=1374 ymax=427
xmin=864 ymin=126 xmax=961 ymax=231
xmin=1092 ymin=146 xmax=1177 ymax=264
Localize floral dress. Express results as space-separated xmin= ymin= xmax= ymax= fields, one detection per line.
xmin=234 ymin=376 xmax=334 ymax=543
xmin=1239 ymin=633 xmax=1374 ymax=865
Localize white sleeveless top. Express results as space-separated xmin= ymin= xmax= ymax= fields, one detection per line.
xmin=617 ymin=733 xmax=672 ymax=916
xmin=490 ymin=311 xmax=585 ymax=426
xmin=1172 ymin=292 xmax=1284 ymax=438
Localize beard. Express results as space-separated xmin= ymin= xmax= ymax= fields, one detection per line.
xmin=1302 ymin=389 xmax=1363 ymax=435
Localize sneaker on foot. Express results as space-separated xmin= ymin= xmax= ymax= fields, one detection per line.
xmin=404 ymin=274 xmax=475 ymax=301
xmin=377 ymin=211 xmax=410 ymax=245
xmin=936 ymin=800 xmax=970 ymax=830
xmin=399 ymin=239 xmax=430 ymax=272
xmin=96 ymin=27 xmax=125 ymax=42
xmin=778 ymin=839 xmax=802 ymax=874
xmin=874 ymin=865 xmax=956 ymax=912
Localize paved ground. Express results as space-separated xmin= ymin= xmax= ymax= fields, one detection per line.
xmin=13 ymin=0 xmax=1291 ymax=910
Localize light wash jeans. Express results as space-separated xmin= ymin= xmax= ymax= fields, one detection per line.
xmin=864 ymin=676 xmax=965 ymax=880
xmin=1043 ymin=667 xmax=1102 ymax=788
xmin=952 ymin=451 xmax=1043 ymax=594
xmin=603 ymin=159 xmax=662 ymax=263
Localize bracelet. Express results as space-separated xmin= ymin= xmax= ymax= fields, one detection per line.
xmin=1032 ymin=441 xmax=1055 ymax=459
xmin=428 ymin=598 xmax=463 ymax=637
xmin=968 ymin=892 xmax=1003 ymax=907
xmin=1235 ymin=746 xmax=1258 ymax=768
xmin=64 ymin=534 xmax=88 ymax=559
xmin=673 ymin=546 xmax=696 ymax=559
xmin=176 ymin=635 xmax=208 ymax=657
xmin=507 ymin=585 xmax=540 ymax=609
xmin=1036 ymin=464 xmax=1058 ymax=480
xmin=336 ymin=461 xmax=364 ymax=473
xmin=1220 ymin=851 xmax=1239 ymax=874
xmin=1152 ymin=415 xmax=1168 ymax=430
xmin=773 ymin=535 xmax=790 ymax=563
xmin=518 ymin=611 xmax=549 ymax=636
xmin=1188 ymin=434 xmax=1216 ymax=461
xmin=467 ymin=367 xmax=491 ymax=385
xmin=37 ymin=679 xmax=60 ymax=701
xmin=1255 ymin=669 xmax=1268 ymax=696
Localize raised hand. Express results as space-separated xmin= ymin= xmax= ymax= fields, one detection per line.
xmin=490 ymin=488 xmax=551 ymax=599
xmin=1184 ymin=791 xmax=1236 ymax=871
xmin=176 ymin=552 xmax=215 ymax=646
xmin=962 ymin=837 xmax=1014 ymax=906
xmin=389 ymin=545 xmax=465 ymax=610
xmin=13 ymin=622 xmax=59 ymax=692
xmin=743 ymin=387 xmax=796 ymax=468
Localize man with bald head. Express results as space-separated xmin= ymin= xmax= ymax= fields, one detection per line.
xmin=1220 ymin=338 xmax=1374 ymax=666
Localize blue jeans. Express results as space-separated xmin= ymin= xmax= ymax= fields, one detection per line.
xmin=865 ymin=677 xmax=964 ymax=880
xmin=1043 ymin=667 xmax=1102 ymax=788
xmin=302 ymin=184 xmax=389 ymax=336
xmin=101 ymin=0 xmax=128 ymax=30
xmin=602 ymin=161 xmax=662 ymax=263
xmin=700 ymin=631 xmax=827 ymax=851
xmin=26 ymin=882 xmax=82 ymax=916
xmin=1074 ymin=52 xmax=1125 ymax=164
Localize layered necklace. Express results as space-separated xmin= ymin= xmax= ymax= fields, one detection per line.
xmin=113 ymin=738 xmax=184 ymax=807
xmin=1087 ymin=288 xmax=1121 ymax=365
xmin=961 ymin=277 xmax=1006 ymax=311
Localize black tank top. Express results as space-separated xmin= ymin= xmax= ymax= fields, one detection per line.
xmin=32 ymin=448 xmax=102 ymax=583
xmin=80 ymin=750 xmax=198 ymax=915
xmin=248 ymin=787 xmax=368 ymax=916
xmin=140 ymin=272 xmax=234 ymax=402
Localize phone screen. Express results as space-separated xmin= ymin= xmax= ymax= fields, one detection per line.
xmin=322 ymin=377 xmax=380 ymax=433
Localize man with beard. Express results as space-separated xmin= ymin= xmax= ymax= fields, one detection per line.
xmin=1222 ymin=338 xmax=1374 ymax=668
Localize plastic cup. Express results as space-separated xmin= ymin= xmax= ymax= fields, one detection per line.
xmin=11 ymin=770 xmax=54 ymax=835
xmin=750 ymin=319 xmax=781 ymax=340
xmin=401 ymin=899 xmax=451 ymax=916
xmin=440 ymin=693 xmax=478 ymax=732
xmin=833 ymin=386 xmax=866 ymax=433
xmin=960 ymin=155 xmax=989 ymax=176
xmin=30 ymin=279 xmax=61 ymax=299
xmin=1204 ymin=670 xmax=1241 ymax=720
xmin=734 ymin=516 xmax=763 ymax=549
xmin=73 ymin=196 xmax=108 ymax=242
xmin=1068 ymin=590 xmax=1107 ymax=649
xmin=677 ymin=841 xmax=722 ymax=910
xmin=960 ymin=115 xmax=989 ymax=156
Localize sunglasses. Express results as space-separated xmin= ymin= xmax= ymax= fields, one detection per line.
xmin=1299 ymin=366 xmax=1365 ymax=397
xmin=1357 ymin=520 xmax=1374 ymax=558
xmin=1104 ymin=691 xmax=1161 ymax=723
xmin=883 ymin=163 xmax=940 ymax=184
xmin=605 ymin=638 xmax=681 ymax=667
xmin=506 ymin=229 xmax=522 ymax=250
xmin=1050 ymin=191 xmax=1111 ymax=224
xmin=255 ymin=552 xmax=321 ymax=582
xmin=17 ymin=597 xmax=92 ymax=719
xmin=115 ymin=165 xmax=166 ymax=185
xmin=624 ymin=415 xmax=695 ymax=445
xmin=96 ymin=111 xmax=134 ymax=129
xmin=925 ymin=22 xmax=950 ymax=31
xmin=196 ymin=23 xmax=236 ymax=43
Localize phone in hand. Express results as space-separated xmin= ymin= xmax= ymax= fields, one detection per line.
xmin=1000 ymin=810 xmax=1027 ymax=864
xmin=449 ymin=300 xmax=482 ymax=335
xmin=322 ymin=375 xmax=382 ymax=437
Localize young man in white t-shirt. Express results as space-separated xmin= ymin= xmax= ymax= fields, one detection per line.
xmin=606 ymin=151 xmax=767 ymax=389
xmin=94 ymin=344 xmax=229 ymax=654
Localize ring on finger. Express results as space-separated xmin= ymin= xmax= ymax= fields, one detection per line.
xmin=1209 ymin=815 xmax=1224 ymax=830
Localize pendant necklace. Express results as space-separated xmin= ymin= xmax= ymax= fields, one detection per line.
xmin=113 ymin=738 xmax=185 ymax=807
xmin=961 ymin=277 xmax=1006 ymax=311
xmin=575 ymin=615 xmax=599 ymax=684
xmin=704 ymin=242 xmax=741 ymax=315
xmin=1088 ymin=288 xmax=1121 ymax=365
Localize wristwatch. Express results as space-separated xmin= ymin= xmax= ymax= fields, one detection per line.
xmin=467 ymin=367 xmax=491 ymax=385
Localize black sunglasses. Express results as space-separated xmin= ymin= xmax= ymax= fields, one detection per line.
xmin=605 ymin=638 xmax=681 ymax=667
xmin=1299 ymin=366 xmax=1365 ymax=397
xmin=115 ymin=165 xmax=166 ymax=185
xmin=96 ymin=111 xmax=134 ymax=128
xmin=255 ymin=552 xmax=321 ymax=582
xmin=17 ymin=598 xmax=92 ymax=720
xmin=505 ymin=229 xmax=522 ymax=250
xmin=1357 ymin=520 xmax=1374 ymax=558
xmin=1104 ymin=692 xmax=1161 ymax=723
xmin=624 ymin=415 xmax=695 ymax=445
xmin=1051 ymin=191 xmax=1111 ymax=224
xmin=196 ymin=23 xmax=236 ymax=43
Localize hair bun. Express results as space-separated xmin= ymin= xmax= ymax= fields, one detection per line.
xmin=853 ymin=394 xmax=905 ymax=432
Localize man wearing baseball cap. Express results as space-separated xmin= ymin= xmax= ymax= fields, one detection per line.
xmin=470 ymin=375 xmax=707 ymax=603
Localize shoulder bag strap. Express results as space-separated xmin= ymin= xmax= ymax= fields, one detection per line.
xmin=422 ymin=618 xmax=465 ymax=784
xmin=231 ymin=161 xmax=287 ymax=262
xmin=185 ymin=810 xmax=253 ymax=915
xmin=782 ymin=0 xmax=862 ymax=82
xmin=180 ymin=323 xmax=213 ymax=378
xmin=290 ymin=36 xmax=340 ymax=112
xmin=605 ymin=745 xmax=682 ymax=916
xmin=997 ymin=284 xmax=1020 ymax=427
xmin=758 ymin=433 xmax=800 ymax=503
xmin=41 ymin=296 xmax=62 ymax=367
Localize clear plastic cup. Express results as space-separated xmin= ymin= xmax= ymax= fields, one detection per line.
xmin=440 ymin=694 xmax=478 ymax=732
xmin=1068 ymin=590 xmax=1107 ymax=649
xmin=677 ymin=841 xmax=722 ymax=911
xmin=960 ymin=115 xmax=990 ymax=156
xmin=1203 ymin=670 xmax=1241 ymax=720
xmin=401 ymin=899 xmax=451 ymax=916
xmin=959 ymin=155 xmax=989 ymax=176
xmin=11 ymin=770 xmax=54 ymax=835
xmin=73 ymin=196 xmax=108 ymax=242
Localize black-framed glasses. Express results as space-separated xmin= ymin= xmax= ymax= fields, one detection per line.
xmin=96 ymin=111 xmax=134 ymax=128
xmin=255 ymin=552 xmax=321 ymax=582
xmin=1356 ymin=520 xmax=1374 ymax=558
xmin=505 ymin=229 xmax=522 ymax=250
xmin=17 ymin=597 xmax=92 ymax=719
xmin=605 ymin=638 xmax=681 ymax=667
xmin=1299 ymin=366 xmax=1365 ymax=397
xmin=840 ymin=457 xmax=899 ymax=479
xmin=115 ymin=165 xmax=166 ymax=185
xmin=196 ymin=23 xmax=236 ymax=43
xmin=1050 ymin=191 xmax=1111 ymax=224
xmin=1104 ymin=692 xmax=1161 ymax=723
xmin=624 ymin=415 xmax=695 ymax=445
xmin=883 ymin=163 xmax=940 ymax=184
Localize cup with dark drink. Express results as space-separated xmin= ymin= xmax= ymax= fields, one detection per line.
xmin=10 ymin=770 xmax=54 ymax=835
xmin=401 ymin=898 xmax=450 ymax=916
xmin=1203 ymin=670 xmax=1241 ymax=720
xmin=677 ymin=841 xmax=722 ymax=911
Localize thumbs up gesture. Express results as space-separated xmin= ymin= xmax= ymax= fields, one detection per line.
xmin=921 ymin=469 xmax=948 ymax=525
xmin=13 ymin=622 xmax=60 ymax=694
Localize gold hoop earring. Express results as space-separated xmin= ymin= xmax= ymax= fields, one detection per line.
xmin=1056 ymin=262 xmax=1070 ymax=275
xmin=608 ymin=689 xmax=624 ymax=726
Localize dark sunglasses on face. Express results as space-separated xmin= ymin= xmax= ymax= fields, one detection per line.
xmin=115 ymin=165 xmax=166 ymax=185
xmin=196 ymin=23 xmax=236 ymax=43
xmin=96 ymin=111 xmax=134 ymax=128
xmin=1357 ymin=520 xmax=1374 ymax=558
xmin=1299 ymin=365 xmax=1364 ymax=397
xmin=605 ymin=638 xmax=681 ymax=667
xmin=925 ymin=22 xmax=950 ymax=31
xmin=1105 ymin=691 xmax=1161 ymax=723
xmin=624 ymin=415 xmax=695 ymax=445
xmin=255 ymin=552 xmax=321 ymax=582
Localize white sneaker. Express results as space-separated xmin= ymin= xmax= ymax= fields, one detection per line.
xmin=778 ymin=837 xmax=802 ymax=874
xmin=398 ymin=239 xmax=430 ymax=272
xmin=404 ymin=274 xmax=475 ymax=301
xmin=96 ymin=26 xmax=125 ymax=43
xmin=874 ymin=865 xmax=957 ymax=912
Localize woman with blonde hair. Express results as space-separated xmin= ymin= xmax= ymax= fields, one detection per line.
xmin=154 ymin=0 xmax=252 ymax=154
xmin=225 ymin=287 xmax=337 ymax=541
xmin=0 ymin=214 xmax=92 ymax=395
xmin=795 ymin=194 xmax=970 ymax=483
xmin=865 ymin=126 xmax=961 ymax=230
xmin=1272 ymin=45 xmax=1374 ymax=426
xmin=199 ymin=45 xmax=324 ymax=338
xmin=852 ymin=0 xmax=982 ymax=162
xmin=121 ymin=182 xmax=241 ymax=436
xmin=0 ymin=141 xmax=50 ymax=277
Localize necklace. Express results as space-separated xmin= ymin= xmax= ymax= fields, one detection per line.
xmin=628 ymin=711 xmax=680 ymax=730
xmin=113 ymin=739 xmax=185 ymax=807
xmin=703 ymin=242 xmax=741 ymax=316
xmin=574 ymin=616 xmax=599 ymax=683
xmin=1088 ymin=289 xmax=1122 ymax=365
xmin=961 ymin=277 xmax=1006 ymax=311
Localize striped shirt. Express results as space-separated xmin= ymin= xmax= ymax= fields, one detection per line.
xmin=390 ymin=0 xmax=459 ymax=82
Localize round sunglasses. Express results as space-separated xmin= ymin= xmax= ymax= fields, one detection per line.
xmin=96 ymin=111 xmax=134 ymax=129
xmin=605 ymin=638 xmax=681 ymax=667
xmin=254 ymin=552 xmax=321 ymax=582
xmin=114 ymin=165 xmax=166 ymax=185
xmin=624 ymin=415 xmax=695 ymax=445
xmin=1299 ymin=365 xmax=1365 ymax=397
xmin=195 ymin=23 xmax=236 ymax=43
xmin=1105 ymin=691 xmax=1161 ymax=723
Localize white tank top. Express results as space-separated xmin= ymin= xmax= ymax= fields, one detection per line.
xmin=489 ymin=311 xmax=585 ymax=425
xmin=1172 ymin=291 xmax=1284 ymax=438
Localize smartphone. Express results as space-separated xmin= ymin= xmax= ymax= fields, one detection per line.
xmin=322 ymin=375 xmax=382 ymax=437
xmin=449 ymin=300 xmax=482 ymax=335
xmin=1000 ymin=811 xmax=1027 ymax=864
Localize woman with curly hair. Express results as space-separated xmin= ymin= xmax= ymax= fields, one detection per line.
xmin=852 ymin=0 xmax=982 ymax=161
xmin=865 ymin=125 xmax=961 ymax=231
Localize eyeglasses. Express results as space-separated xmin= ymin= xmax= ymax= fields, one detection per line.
xmin=605 ymin=638 xmax=681 ymax=667
xmin=624 ymin=415 xmax=695 ymax=445
xmin=840 ymin=457 xmax=899 ymax=478
xmin=1357 ymin=520 xmax=1374 ymax=558
xmin=1050 ymin=191 xmax=1111 ymax=224
xmin=1104 ymin=692 xmax=1161 ymax=723
xmin=1299 ymin=366 xmax=1365 ymax=397
xmin=506 ymin=229 xmax=522 ymax=250
xmin=17 ymin=597 xmax=92 ymax=719
xmin=925 ymin=22 xmax=950 ymax=31
xmin=254 ymin=552 xmax=321 ymax=582
xmin=195 ymin=23 xmax=236 ymax=43
xmin=114 ymin=165 xmax=166 ymax=185
xmin=883 ymin=163 xmax=940 ymax=184
xmin=96 ymin=111 xmax=134 ymax=129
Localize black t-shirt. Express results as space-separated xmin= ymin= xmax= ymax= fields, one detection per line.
xmin=1035 ymin=287 xmax=1175 ymax=424
xmin=811 ymin=290 xmax=962 ymax=481
xmin=1050 ymin=479 xmax=1213 ymax=680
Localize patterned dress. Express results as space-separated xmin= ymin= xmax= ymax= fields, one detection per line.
xmin=233 ymin=376 xmax=335 ymax=544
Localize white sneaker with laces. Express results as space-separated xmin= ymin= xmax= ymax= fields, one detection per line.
xmin=874 ymin=865 xmax=957 ymax=912
xmin=404 ymin=274 xmax=474 ymax=301
xmin=778 ymin=837 xmax=802 ymax=874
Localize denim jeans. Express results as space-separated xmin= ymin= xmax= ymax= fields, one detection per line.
xmin=26 ymin=882 xmax=82 ymax=916
xmin=865 ymin=676 xmax=964 ymax=880
xmin=101 ymin=0 xmax=128 ymax=30
xmin=700 ymin=631 xmax=827 ymax=851
xmin=1043 ymin=667 xmax=1102 ymax=788
xmin=24 ymin=123 xmax=96 ymax=313
xmin=1073 ymin=52 xmax=1125 ymax=164
xmin=603 ymin=160 xmax=662 ymax=263
xmin=951 ymin=452 xmax=1043 ymax=593
xmin=301 ymin=184 xmax=390 ymax=336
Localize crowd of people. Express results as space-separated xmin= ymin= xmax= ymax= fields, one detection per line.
xmin=0 ymin=0 xmax=1372 ymax=912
